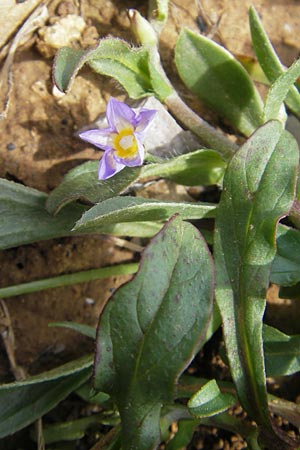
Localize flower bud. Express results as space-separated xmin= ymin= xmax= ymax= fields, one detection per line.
xmin=128 ymin=9 xmax=158 ymax=47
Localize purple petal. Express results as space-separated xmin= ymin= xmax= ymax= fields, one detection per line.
xmin=79 ymin=128 xmax=113 ymax=152
xmin=106 ymin=98 xmax=135 ymax=132
xmin=134 ymin=109 xmax=157 ymax=134
xmin=98 ymin=149 xmax=125 ymax=180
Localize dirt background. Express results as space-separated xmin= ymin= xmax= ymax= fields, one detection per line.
xmin=1 ymin=0 xmax=300 ymax=448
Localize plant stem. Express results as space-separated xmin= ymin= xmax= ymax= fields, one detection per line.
xmin=165 ymin=91 xmax=238 ymax=158
xmin=0 ymin=263 xmax=138 ymax=299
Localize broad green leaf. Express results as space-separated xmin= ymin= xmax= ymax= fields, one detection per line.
xmin=175 ymin=28 xmax=263 ymax=136
xmin=142 ymin=149 xmax=226 ymax=186
xmin=54 ymin=38 xmax=172 ymax=100
xmin=46 ymin=162 xmax=141 ymax=214
xmin=249 ymin=6 xmax=300 ymax=118
xmin=264 ymin=60 xmax=300 ymax=122
xmin=94 ymin=215 xmax=214 ymax=450
xmin=73 ymin=196 xmax=216 ymax=233
xmin=0 ymin=179 xmax=85 ymax=250
xmin=188 ymin=380 xmax=236 ymax=419
xmin=271 ymin=225 xmax=300 ymax=286
xmin=0 ymin=355 xmax=92 ymax=438
xmin=264 ymin=325 xmax=300 ymax=377
xmin=214 ymin=121 xmax=298 ymax=447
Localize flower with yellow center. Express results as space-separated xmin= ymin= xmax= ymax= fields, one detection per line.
xmin=79 ymin=98 xmax=156 ymax=180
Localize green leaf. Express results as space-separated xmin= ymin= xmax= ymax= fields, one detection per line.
xmin=249 ymin=6 xmax=300 ymax=118
xmin=214 ymin=121 xmax=298 ymax=446
xmin=264 ymin=324 xmax=300 ymax=377
xmin=0 ymin=179 xmax=85 ymax=250
xmin=54 ymin=38 xmax=172 ymax=100
xmin=142 ymin=149 xmax=226 ymax=186
xmin=188 ymin=380 xmax=236 ymax=419
xmin=271 ymin=225 xmax=300 ymax=286
xmin=49 ymin=321 xmax=96 ymax=339
xmin=264 ymin=60 xmax=300 ymax=122
xmin=0 ymin=355 xmax=92 ymax=438
xmin=73 ymin=196 xmax=217 ymax=233
xmin=175 ymin=28 xmax=263 ymax=136
xmin=38 ymin=414 xmax=104 ymax=444
xmin=46 ymin=162 xmax=141 ymax=214
xmin=94 ymin=215 xmax=214 ymax=450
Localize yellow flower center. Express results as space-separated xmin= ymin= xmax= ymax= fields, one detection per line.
xmin=112 ymin=128 xmax=138 ymax=159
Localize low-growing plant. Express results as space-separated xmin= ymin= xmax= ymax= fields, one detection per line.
xmin=1 ymin=2 xmax=300 ymax=449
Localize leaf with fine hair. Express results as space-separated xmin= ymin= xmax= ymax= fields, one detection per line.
xmin=94 ymin=215 xmax=214 ymax=450
xmin=175 ymin=28 xmax=263 ymax=136
xmin=53 ymin=38 xmax=172 ymax=101
xmin=214 ymin=121 xmax=298 ymax=448
xmin=249 ymin=6 xmax=300 ymax=118
xmin=0 ymin=356 xmax=92 ymax=438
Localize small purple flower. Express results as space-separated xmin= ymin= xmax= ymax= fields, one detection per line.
xmin=79 ymin=97 xmax=156 ymax=180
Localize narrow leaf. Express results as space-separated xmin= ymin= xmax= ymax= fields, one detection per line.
xmin=47 ymin=162 xmax=141 ymax=214
xmin=264 ymin=325 xmax=300 ymax=377
xmin=73 ymin=196 xmax=216 ymax=233
xmin=94 ymin=215 xmax=214 ymax=450
xmin=264 ymin=60 xmax=300 ymax=122
xmin=0 ymin=356 xmax=92 ymax=438
xmin=142 ymin=149 xmax=226 ymax=186
xmin=175 ymin=28 xmax=263 ymax=136
xmin=0 ymin=179 xmax=85 ymax=250
xmin=188 ymin=380 xmax=236 ymax=419
xmin=49 ymin=321 xmax=96 ymax=339
xmin=214 ymin=121 xmax=298 ymax=447
xmin=249 ymin=6 xmax=300 ymax=118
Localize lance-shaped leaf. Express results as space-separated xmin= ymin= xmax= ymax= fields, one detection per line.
xmin=142 ymin=149 xmax=226 ymax=186
xmin=46 ymin=162 xmax=141 ymax=214
xmin=263 ymin=60 xmax=300 ymax=123
xmin=249 ymin=6 xmax=300 ymax=118
xmin=271 ymin=224 xmax=300 ymax=286
xmin=175 ymin=28 xmax=263 ymax=136
xmin=73 ymin=196 xmax=217 ymax=233
xmin=94 ymin=215 xmax=214 ymax=450
xmin=0 ymin=355 xmax=92 ymax=438
xmin=214 ymin=121 xmax=298 ymax=447
xmin=0 ymin=179 xmax=85 ymax=250
xmin=53 ymin=38 xmax=172 ymax=101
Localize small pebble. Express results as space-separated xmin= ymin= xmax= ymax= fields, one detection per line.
xmin=6 ymin=143 xmax=16 ymax=151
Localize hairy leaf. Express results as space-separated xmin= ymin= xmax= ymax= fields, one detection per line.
xmin=264 ymin=325 xmax=300 ymax=377
xmin=271 ymin=225 xmax=300 ymax=286
xmin=94 ymin=215 xmax=214 ymax=449
xmin=264 ymin=60 xmax=300 ymax=122
xmin=73 ymin=196 xmax=216 ymax=233
xmin=54 ymin=38 xmax=172 ymax=100
xmin=46 ymin=162 xmax=141 ymax=214
xmin=249 ymin=6 xmax=300 ymax=118
xmin=142 ymin=149 xmax=226 ymax=186
xmin=0 ymin=356 xmax=92 ymax=438
xmin=214 ymin=121 xmax=298 ymax=447
xmin=175 ymin=28 xmax=263 ymax=136
xmin=0 ymin=179 xmax=85 ymax=250
xmin=188 ymin=380 xmax=236 ymax=419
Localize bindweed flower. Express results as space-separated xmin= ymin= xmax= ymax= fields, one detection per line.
xmin=79 ymin=97 xmax=156 ymax=180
